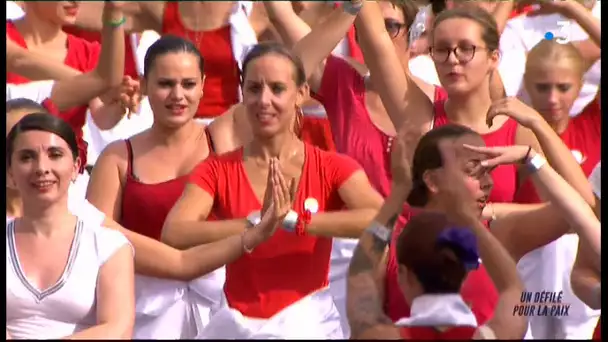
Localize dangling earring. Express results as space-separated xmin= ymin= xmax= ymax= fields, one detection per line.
xmin=294 ymin=105 xmax=304 ymax=139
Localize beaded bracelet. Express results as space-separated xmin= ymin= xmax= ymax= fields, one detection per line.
xmin=108 ymin=16 xmax=126 ymax=28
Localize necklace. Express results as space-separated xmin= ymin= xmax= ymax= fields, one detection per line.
xmin=180 ymin=2 xmax=204 ymax=48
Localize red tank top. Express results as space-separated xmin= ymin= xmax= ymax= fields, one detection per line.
xmin=400 ymin=326 xmax=477 ymax=340
xmin=7 ymin=21 xmax=100 ymax=170
xmin=384 ymin=208 xmax=498 ymax=325
xmin=514 ymin=99 xmax=601 ymax=203
xmin=119 ymin=134 xmax=215 ymax=240
xmin=189 ymin=144 xmax=361 ymax=318
xmin=62 ymin=26 xmax=138 ymax=79
xmin=162 ymin=2 xmax=240 ymax=118
xmin=433 ymin=97 xmax=519 ymax=203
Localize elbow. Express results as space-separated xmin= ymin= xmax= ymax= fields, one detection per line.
xmin=112 ymin=321 xmax=134 ymax=340
xmin=160 ymin=222 xmax=186 ymax=250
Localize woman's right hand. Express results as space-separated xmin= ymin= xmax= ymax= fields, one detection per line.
xmin=463 ymin=144 xmax=538 ymax=168
xmin=260 ymin=158 xmax=296 ymax=232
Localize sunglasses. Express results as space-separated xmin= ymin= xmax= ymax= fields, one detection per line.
xmin=384 ymin=18 xmax=408 ymax=39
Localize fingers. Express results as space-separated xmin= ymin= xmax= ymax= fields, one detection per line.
xmin=462 ymin=144 xmax=505 ymax=156
xmin=272 ymin=159 xmax=287 ymax=209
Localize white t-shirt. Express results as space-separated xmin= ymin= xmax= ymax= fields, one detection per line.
xmin=6 ymin=219 xmax=132 ymax=339
xmin=6 ymin=1 xmax=25 ymax=20
xmin=409 ymin=54 xmax=441 ymax=87
xmin=589 ymin=162 xmax=601 ymax=199
xmin=498 ymin=3 xmax=601 ymax=116
xmin=6 ymin=81 xmax=55 ymax=104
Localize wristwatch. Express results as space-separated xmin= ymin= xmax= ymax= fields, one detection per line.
xmin=246 ymin=211 xmax=261 ymax=228
xmin=342 ymin=1 xmax=363 ymax=16
xmin=365 ymin=221 xmax=392 ymax=243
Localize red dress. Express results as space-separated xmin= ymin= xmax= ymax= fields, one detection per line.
xmin=189 ymin=143 xmax=361 ymax=318
xmin=119 ymin=134 xmax=215 ymax=240
xmin=384 ymin=208 xmax=498 ymax=325
xmin=593 ymin=316 xmax=601 ymax=340
xmin=161 ymin=2 xmax=240 ymax=118
xmin=7 ymin=21 xmax=100 ymax=170
xmin=400 ymin=326 xmax=477 ymax=340
xmin=514 ymin=99 xmax=602 ymax=203
xmin=62 ymin=26 xmax=138 ymax=79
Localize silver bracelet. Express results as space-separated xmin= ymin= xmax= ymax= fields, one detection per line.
xmin=282 ymin=210 xmax=299 ymax=232
xmin=526 ymin=153 xmax=547 ymax=173
xmin=365 ymin=221 xmax=392 ymax=243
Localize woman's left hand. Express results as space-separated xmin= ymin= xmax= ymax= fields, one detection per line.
xmin=486 ymin=97 xmax=542 ymax=129
xmin=463 ymin=144 xmax=537 ymax=168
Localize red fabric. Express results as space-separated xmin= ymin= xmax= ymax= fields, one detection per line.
xmin=119 ymin=140 xmax=190 ymax=240
xmin=300 ymin=116 xmax=336 ymax=152
xmin=514 ymin=99 xmax=601 ymax=203
xmin=593 ymin=316 xmax=601 ymax=340
xmin=384 ymin=207 xmax=498 ymax=325
xmin=7 ymin=21 xmax=100 ymax=170
xmin=433 ymin=98 xmax=519 ymax=204
xmin=400 ymin=326 xmax=477 ymax=340
xmin=62 ymin=26 xmax=139 ymax=79
xmin=162 ymin=2 xmax=240 ymax=118
xmin=313 ymin=56 xmax=446 ymax=198
xmin=189 ymin=144 xmax=361 ymax=318
xmin=510 ymin=5 xmax=535 ymax=19
xmin=333 ymin=2 xmax=364 ymax=64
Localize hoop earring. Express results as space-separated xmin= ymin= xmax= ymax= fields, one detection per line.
xmin=294 ymin=106 xmax=304 ymax=139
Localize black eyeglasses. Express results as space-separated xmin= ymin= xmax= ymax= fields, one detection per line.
xmin=429 ymin=45 xmax=487 ymax=63
xmin=384 ymin=19 xmax=408 ymax=39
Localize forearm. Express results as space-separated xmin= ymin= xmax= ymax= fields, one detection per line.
xmin=530 ymin=155 xmax=601 ymax=258
xmin=528 ymin=119 xmax=594 ymax=204
xmin=264 ymin=2 xmax=311 ymax=48
xmin=161 ymin=219 xmax=249 ymax=250
xmin=347 ymin=189 xmax=405 ymax=338
xmin=7 ymin=41 xmax=81 ymax=80
xmin=571 ymin=268 xmax=601 ymax=310
xmin=293 ymin=3 xmax=359 ymax=79
xmin=565 ymin=0 xmax=600 ymax=46
xmin=95 ymin=5 xmax=127 ymax=88
xmin=308 ymin=208 xmax=379 ymax=238
xmin=64 ymin=323 xmax=131 ymax=340
xmin=90 ymin=102 xmax=126 ymax=131
xmin=491 ymin=0 xmax=514 ymax=33
xmin=483 ymin=202 xmax=545 ymax=222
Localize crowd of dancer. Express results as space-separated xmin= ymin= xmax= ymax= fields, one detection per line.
xmin=5 ymin=0 xmax=601 ymax=340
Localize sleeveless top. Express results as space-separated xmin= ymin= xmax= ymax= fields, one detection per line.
xmin=396 ymin=294 xmax=481 ymax=340
xmin=6 ymin=219 xmax=131 ymax=339
xmin=593 ymin=316 xmax=601 ymax=340
xmin=385 ymin=208 xmax=498 ymax=325
xmin=62 ymin=26 xmax=138 ymax=79
xmin=162 ymin=2 xmax=240 ymax=118
xmin=189 ymin=144 xmax=361 ymax=318
xmin=433 ymin=97 xmax=519 ymax=204
xmin=120 ymin=130 xmax=215 ymax=240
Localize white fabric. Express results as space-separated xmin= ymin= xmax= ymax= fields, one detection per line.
xmin=230 ymin=1 xmax=258 ymax=103
xmin=196 ymin=287 xmax=344 ymax=339
xmin=328 ymin=238 xmax=358 ymax=337
xmin=395 ymin=294 xmax=478 ymax=328
xmin=6 ymin=219 xmax=132 ymax=339
xmin=6 ymin=1 xmax=24 ymax=20
xmin=133 ymin=269 xmax=226 ymax=339
xmin=498 ymin=2 xmax=602 ymax=116
xmin=409 ymin=55 xmax=442 ymax=87
xmin=589 ymin=162 xmax=601 ymax=199
xmin=6 ymin=81 xmax=55 ymax=102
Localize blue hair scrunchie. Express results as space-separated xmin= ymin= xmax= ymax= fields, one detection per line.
xmin=436 ymin=227 xmax=480 ymax=271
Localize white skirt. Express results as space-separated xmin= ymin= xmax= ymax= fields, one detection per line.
xmin=133 ymin=268 xmax=226 ymax=339
xmin=196 ymin=287 xmax=344 ymax=339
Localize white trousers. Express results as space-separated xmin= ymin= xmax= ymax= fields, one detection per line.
xmin=196 ymin=287 xmax=344 ymax=339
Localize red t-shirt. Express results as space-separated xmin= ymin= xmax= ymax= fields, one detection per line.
xmin=384 ymin=208 xmax=498 ymax=325
xmin=400 ymin=326 xmax=477 ymax=340
xmin=314 ymin=55 xmax=449 ymax=198
xmin=189 ymin=143 xmax=361 ymax=318
xmin=433 ymin=99 xmax=519 ymax=204
xmin=162 ymin=2 xmax=240 ymax=118
xmin=62 ymin=26 xmax=138 ymax=79
xmin=514 ymin=99 xmax=601 ymax=203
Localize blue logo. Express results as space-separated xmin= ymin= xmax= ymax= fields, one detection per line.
xmin=544 ymin=32 xmax=554 ymax=40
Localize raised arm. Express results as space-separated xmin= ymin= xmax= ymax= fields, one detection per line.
xmin=7 ymin=39 xmax=80 ymax=81
xmin=355 ymin=0 xmax=433 ymax=133
xmin=48 ymin=2 xmax=126 ymax=112
xmin=292 ymin=1 xmax=363 ymax=87
xmin=73 ymin=1 xmax=162 ymax=33
xmin=570 ymin=241 xmax=601 ymax=310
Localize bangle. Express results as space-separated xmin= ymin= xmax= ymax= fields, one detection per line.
xmin=342 ymin=1 xmax=363 ymax=15
xmin=107 ymin=16 xmax=126 ymax=28
xmin=521 ymin=146 xmax=532 ymax=164
xmin=526 ymin=154 xmax=547 ymax=173
xmin=365 ymin=221 xmax=392 ymax=243
xmin=241 ymin=231 xmax=255 ymax=254
xmin=282 ymin=210 xmax=299 ymax=232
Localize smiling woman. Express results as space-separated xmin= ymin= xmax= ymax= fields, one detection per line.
xmin=5 ymin=113 xmax=135 ymax=339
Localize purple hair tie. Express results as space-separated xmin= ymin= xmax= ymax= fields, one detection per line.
xmin=436 ymin=227 xmax=480 ymax=271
